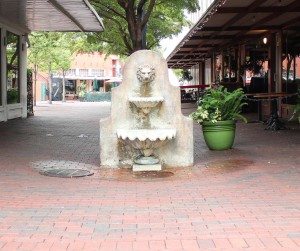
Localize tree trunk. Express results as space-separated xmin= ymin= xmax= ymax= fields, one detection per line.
xmin=120 ymin=0 xmax=154 ymax=54
xmin=48 ymin=63 xmax=52 ymax=104
xmin=33 ymin=64 xmax=37 ymax=106
xmin=62 ymin=71 xmax=66 ymax=103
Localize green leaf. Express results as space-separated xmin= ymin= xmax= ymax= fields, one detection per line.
xmin=190 ymin=86 xmax=248 ymax=124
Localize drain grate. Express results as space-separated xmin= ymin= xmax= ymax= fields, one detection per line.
xmin=31 ymin=160 xmax=98 ymax=178
xmin=40 ymin=168 xmax=94 ymax=178
xmin=133 ymin=171 xmax=174 ymax=179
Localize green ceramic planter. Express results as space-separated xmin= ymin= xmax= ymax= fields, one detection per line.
xmin=202 ymin=120 xmax=236 ymax=150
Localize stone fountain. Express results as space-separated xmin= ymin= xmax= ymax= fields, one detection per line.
xmin=100 ymin=50 xmax=193 ymax=170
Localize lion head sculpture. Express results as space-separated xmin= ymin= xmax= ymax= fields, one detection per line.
xmin=136 ymin=64 xmax=156 ymax=84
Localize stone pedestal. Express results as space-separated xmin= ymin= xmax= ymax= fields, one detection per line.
xmin=132 ymin=164 xmax=161 ymax=172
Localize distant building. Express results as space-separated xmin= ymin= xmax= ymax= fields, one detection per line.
xmin=36 ymin=52 xmax=124 ymax=101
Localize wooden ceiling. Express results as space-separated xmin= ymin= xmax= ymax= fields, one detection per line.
xmin=167 ymin=0 xmax=300 ymax=69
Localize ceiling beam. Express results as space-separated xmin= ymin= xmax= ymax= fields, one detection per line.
xmin=282 ymin=16 xmax=300 ymax=29
xmin=181 ymin=44 xmax=215 ymax=49
xmin=190 ymin=35 xmax=234 ymax=40
xmin=201 ymin=26 xmax=281 ymax=32
xmin=220 ymin=0 xmax=263 ymax=31
xmin=217 ymin=6 xmax=300 ymax=14
xmin=235 ymin=0 xmax=300 ymax=37
xmin=253 ymin=0 xmax=300 ymax=29
xmin=175 ymin=51 xmax=208 ymax=55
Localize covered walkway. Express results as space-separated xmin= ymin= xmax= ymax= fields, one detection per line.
xmin=0 ymin=102 xmax=300 ymax=250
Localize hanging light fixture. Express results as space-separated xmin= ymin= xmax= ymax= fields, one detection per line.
xmin=263 ymin=37 xmax=268 ymax=45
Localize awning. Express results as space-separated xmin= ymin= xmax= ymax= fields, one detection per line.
xmin=0 ymin=0 xmax=104 ymax=32
xmin=105 ymin=77 xmax=122 ymax=83
xmin=167 ymin=0 xmax=300 ymax=69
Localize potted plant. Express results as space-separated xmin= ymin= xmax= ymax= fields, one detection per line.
xmin=190 ymin=86 xmax=247 ymax=150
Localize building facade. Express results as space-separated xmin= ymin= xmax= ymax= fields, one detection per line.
xmin=0 ymin=24 xmax=29 ymax=121
xmin=36 ymin=52 xmax=124 ymax=101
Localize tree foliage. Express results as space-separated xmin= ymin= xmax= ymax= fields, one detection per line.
xmin=88 ymin=0 xmax=199 ymax=56
xmin=28 ymin=32 xmax=76 ymax=103
xmin=181 ymin=69 xmax=193 ymax=82
xmin=28 ymin=32 xmax=75 ymax=74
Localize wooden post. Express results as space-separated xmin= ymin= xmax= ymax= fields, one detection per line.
xmin=276 ymin=31 xmax=282 ymax=93
xmin=237 ymin=46 xmax=241 ymax=83
xmin=211 ymin=50 xmax=215 ymax=83
xmin=228 ymin=48 xmax=231 ymax=82
xmin=241 ymin=44 xmax=246 ymax=86
xmin=221 ymin=50 xmax=224 ymax=81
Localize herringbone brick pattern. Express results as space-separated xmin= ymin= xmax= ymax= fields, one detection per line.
xmin=0 ymin=101 xmax=299 ymax=250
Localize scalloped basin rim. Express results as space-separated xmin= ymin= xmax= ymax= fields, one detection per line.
xmin=129 ymin=96 xmax=164 ymax=102
xmin=129 ymin=96 xmax=164 ymax=108
xmin=117 ymin=129 xmax=176 ymax=141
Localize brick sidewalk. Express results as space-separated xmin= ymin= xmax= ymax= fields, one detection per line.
xmin=0 ymin=101 xmax=300 ymax=250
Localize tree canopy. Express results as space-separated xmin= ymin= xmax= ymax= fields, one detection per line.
xmin=28 ymin=32 xmax=78 ymax=73
xmin=88 ymin=0 xmax=199 ymax=56
xmin=28 ymin=32 xmax=77 ymax=103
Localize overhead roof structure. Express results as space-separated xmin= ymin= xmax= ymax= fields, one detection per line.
xmin=167 ymin=0 xmax=300 ymax=69
xmin=0 ymin=0 xmax=104 ymax=33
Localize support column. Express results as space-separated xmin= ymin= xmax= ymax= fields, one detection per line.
xmin=269 ymin=33 xmax=276 ymax=92
xmin=241 ymin=44 xmax=246 ymax=86
xmin=202 ymin=61 xmax=205 ymax=85
xmin=0 ymin=28 xmax=7 ymax=121
xmin=293 ymin=55 xmax=296 ymax=80
xmin=198 ymin=62 xmax=203 ymax=85
xmin=221 ymin=51 xmax=224 ymax=81
xmin=276 ymin=31 xmax=282 ymax=92
xmin=20 ymin=35 xmax=28 ymax=118
xmin=211 ymin=51 xmax=215 ymax=83
xmin=236 ymin=46 xmax=240 ymax=83
xmin=228 ymin=48 xmax=231 ymax=82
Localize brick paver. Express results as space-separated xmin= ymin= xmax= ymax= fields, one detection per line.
xmin=0 ymin=101 xmax=300 ymax=250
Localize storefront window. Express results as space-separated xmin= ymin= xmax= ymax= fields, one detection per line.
xmin=6 ymin=31 xmax=20 ymax=104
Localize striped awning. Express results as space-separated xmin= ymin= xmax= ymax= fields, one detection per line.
xmin=0 ymin=0 xmax=104 ymax=32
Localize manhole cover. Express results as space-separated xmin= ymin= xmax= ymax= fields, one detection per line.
xmin=133 ymin=171 xmax=174 ymax=179
xmin=40 ymin=168 xmax=94 ymax=178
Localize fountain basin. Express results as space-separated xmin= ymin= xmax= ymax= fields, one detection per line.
xmin=116 ymin=129 xmax=176 ymax=157
xmin=129 ymin=96 xmax=164 ymax=114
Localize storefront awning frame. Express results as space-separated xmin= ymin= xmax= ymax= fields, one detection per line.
xmin=167 ymin=0 xmax=300 ymax=69
xmin=0 ymin=0 xmax=104 ymax=33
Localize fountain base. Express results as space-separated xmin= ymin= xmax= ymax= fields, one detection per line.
xmin=134 ymin=156 xmax=159 ymax=165
xmin=133 ymin=163 xmax=161 ymax=172
xmin=133 ymin=156 xmax=161 ymax=171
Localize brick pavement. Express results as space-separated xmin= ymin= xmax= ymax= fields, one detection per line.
xmin=0 ymin=101 xmax=300 ymax=250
